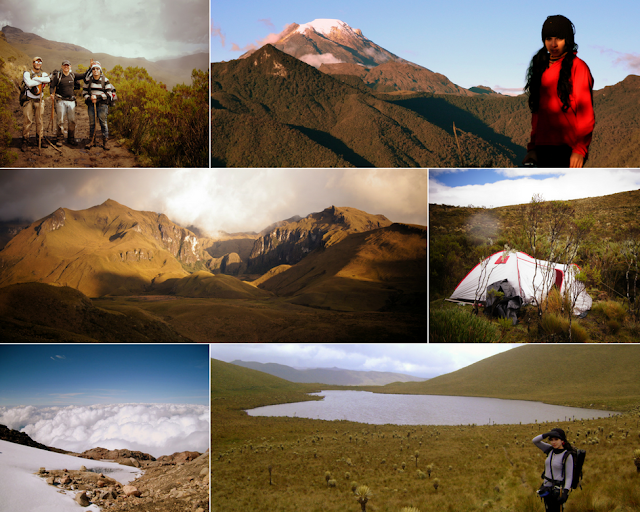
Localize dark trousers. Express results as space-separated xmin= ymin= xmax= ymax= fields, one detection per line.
xmin=88 ymin=103 xmax=109 ymax=139
xmin=535 ymin=145 xmax=573 ymax=168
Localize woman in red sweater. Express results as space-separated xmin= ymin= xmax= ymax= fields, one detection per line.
xmin=523 ymin=15 xmax=595 ymax=168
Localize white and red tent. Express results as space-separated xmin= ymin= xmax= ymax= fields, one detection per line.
xmin=447 ymin=251 xmax=592 ymax=315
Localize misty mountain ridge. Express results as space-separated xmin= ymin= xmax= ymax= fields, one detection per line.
xmin=229 ymin=360 xmax=428 ymax=386
xmin=1 ymin=25 xmax=207 ymax=89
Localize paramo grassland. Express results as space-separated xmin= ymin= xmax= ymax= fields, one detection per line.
xmin=211 ymin=347 xmax=640 ymax=512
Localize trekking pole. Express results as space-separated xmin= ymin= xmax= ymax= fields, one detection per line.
xmin=90 ymin=100 xmax=97 ymax=148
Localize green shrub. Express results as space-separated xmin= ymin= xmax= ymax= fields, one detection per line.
xmin=430 ymin=306 xmax=501 ymax=342
xmin=540 ymin=313 xmax=569 ymax=336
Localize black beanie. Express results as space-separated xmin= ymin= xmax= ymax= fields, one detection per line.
xmin=541 ymin=15 xmax=574 ymax=41
xmin=548 ymin=428 xmax=567 ymax=442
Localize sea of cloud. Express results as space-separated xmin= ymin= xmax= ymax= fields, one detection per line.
xmin=0 ymin=403 xmax=209 ymax=458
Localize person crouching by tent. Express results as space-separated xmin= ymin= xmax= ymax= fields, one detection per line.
xmin=49 ymin=60 xmax=85 ymax=147
xmin=83 ymin=61 xmax=116 ymax=150
xmin=21 ymin=56 xmax=50 ymax=152
xmin=522 ymin=15 xmax=595 ymax=168
xmin=532 ymin=428 xmax=573 ymax=511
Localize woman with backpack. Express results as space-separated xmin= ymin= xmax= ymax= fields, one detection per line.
xmin=522 ymin=15 xmax=595 ymax=168
xmin=532 ymin=428 xmax=573 ymax=511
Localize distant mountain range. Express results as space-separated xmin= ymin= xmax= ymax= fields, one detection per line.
xmin=212 ymin=19 xmax=640 ymax=168
xmin=230 ymin=360 xmax=427 ymax=385
xmin=1 ymin=26 xmax=207 ymax=89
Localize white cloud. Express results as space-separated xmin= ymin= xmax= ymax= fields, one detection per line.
xmin=1 ymin=0 xmax=207 ymax=60
xmin=0 ymin=169 xmax=427 ymax=235
xmin=210 ymin=343 xmax=521 ymax=379
xmin=429 ymin=169 xmax=640 ymax=208
xmin=0 ymin=404 xmax=209 ymax=458
xmin=298 ymin=53 xmax=344 ymax=68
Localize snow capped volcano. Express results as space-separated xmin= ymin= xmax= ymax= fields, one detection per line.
xmin=294 ymin=19 xmax=362 ymax=37
xmin=242 ymin=18 xmax=411 ymax=69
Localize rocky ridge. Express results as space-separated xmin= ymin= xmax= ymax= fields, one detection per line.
xmin=36 ymin=451 xmax=209 ymax=512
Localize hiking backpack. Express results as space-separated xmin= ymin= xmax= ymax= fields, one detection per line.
xmin=19 ymin=70 xmax=44 ymax=106
xmin=543 ymin=447 xmax=586 ymax=490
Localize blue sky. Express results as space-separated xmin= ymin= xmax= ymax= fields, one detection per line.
xmin=429 ymin=169 xmax=640 ymax=208
xmin=0 ymin=345 xmax=210 ymax=406
xmin=212 ymin=0 xmax=640 ymax=94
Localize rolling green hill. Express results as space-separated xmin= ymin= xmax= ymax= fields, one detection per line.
xmin=363 ymin=345 xmax=640 ymax=410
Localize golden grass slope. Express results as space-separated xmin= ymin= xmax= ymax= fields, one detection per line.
xmin=258 ymin=223 xmax=427 ymax=312
xmin=364 ymin=345 xmax=640 ymax=411
xmin=157 ymin=270 xmax=273 ymax=299
xmin=0 ymin=199 xmax=193 ymax=297
xmin=0 ymin=282 xmax=192 ymax=342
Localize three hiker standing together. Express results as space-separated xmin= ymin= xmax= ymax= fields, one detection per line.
xmin=523 ymin=15 xmax=595 ymax=168
xmin=21 ymin=57 xmax=116 ymax=152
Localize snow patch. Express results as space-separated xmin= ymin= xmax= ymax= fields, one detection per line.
xmin=0 ymin=439 xmax=142 ymax=512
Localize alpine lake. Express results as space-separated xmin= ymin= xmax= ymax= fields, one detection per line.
xmin=245 ymin=390 xmax=618 ymax=425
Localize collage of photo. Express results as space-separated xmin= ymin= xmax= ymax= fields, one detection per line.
xmin=1 ymin=0 xmax=639 ymax=510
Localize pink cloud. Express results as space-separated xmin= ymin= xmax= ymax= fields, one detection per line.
xmin=211 ymin=21 xmax=225 ymax=47
xmin=596 ymin=46 xmax=640 ymax=72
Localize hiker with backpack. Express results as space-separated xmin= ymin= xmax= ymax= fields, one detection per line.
xmin=49 ymin=60 xmax=85 ymax=147
xmin=21 ymin=56 xmax=51 ymax=152
xmin=532 ymin=428 xmax=583 ymax=511
xmin=522 ymin=15 xmax=595 ymax=168
xmin=82 ymin=60 xmax=116 ymax=150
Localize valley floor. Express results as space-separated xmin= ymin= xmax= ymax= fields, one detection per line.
xmin=95 ymin=296 xmax=426 ymax=342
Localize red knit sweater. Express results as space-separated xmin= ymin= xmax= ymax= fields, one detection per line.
xmin=527 ymin=53 xmax=595 ymax=157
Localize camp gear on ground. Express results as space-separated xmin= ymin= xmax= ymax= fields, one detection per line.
xmin=448 ymin=251 xmax=592 ymax=316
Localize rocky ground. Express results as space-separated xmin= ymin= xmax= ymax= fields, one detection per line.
xmin=6 ymin=93 xmax=140 ymax=168
xmin=37 ymin=450 xmax=209 ymax=511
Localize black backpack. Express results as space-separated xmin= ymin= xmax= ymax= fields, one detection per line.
xmin=543 ymin=447 xmax=586 ymax=490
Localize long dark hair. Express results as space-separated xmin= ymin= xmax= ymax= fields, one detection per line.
xmin=524 ymin=28 xmax=578 ymax=113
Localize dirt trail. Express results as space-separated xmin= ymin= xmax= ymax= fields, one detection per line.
xmin=6 ymin=94 xmax=141 ymax=168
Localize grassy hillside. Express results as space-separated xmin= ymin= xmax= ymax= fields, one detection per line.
xmin=359 ymin=345 xmax=640 ymax=411
xmin=258 ymin=223 xmax=427 ymax=314
xmin=430 ymin=190 xmax=640 ymax=342
xmin=212 ymin=45 xmax=516 ymax=168
xmin=0 ymin=282 xmax=192 ymax=342
xmin=211 ymin=352 xmax=640 ymax=512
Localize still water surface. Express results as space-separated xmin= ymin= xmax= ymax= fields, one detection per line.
xmin=246 ymin=390 xmax=617 ymax=425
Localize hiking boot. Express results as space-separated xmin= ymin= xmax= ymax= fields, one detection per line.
xmin=85 ymin=132 xmax=94 ymax=149
xmin=68 ymin=130 xmax=77 ymax=146
xmin=55 ymin=135 xmax=63 ymax=147
xmin=21 ymin=138 xmax=28 ymax=152
xmin=102 ymin=137 xmax=110 ymax=151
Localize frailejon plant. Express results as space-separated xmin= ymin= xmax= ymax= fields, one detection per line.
xmin=633 ymin=449 xmax=640 ymax=473
xmin=354 ymin=485 xmax=373 ymax=512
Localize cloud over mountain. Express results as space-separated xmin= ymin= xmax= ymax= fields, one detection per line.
xmin=0 ymin=404 xmax=209 ymax=458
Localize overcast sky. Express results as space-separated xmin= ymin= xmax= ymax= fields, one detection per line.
xmin=430 ymin=169 xmax=640 ymax=208
xmin=0 ymin=169 xmax=427 ymax=236
xmin=1 ymin=0 xmax=208 ymax=61
xmin=212 ymin=0 xmax=639 ymax=94
xmin=209 ymin=343 xmax=521 ymax=379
